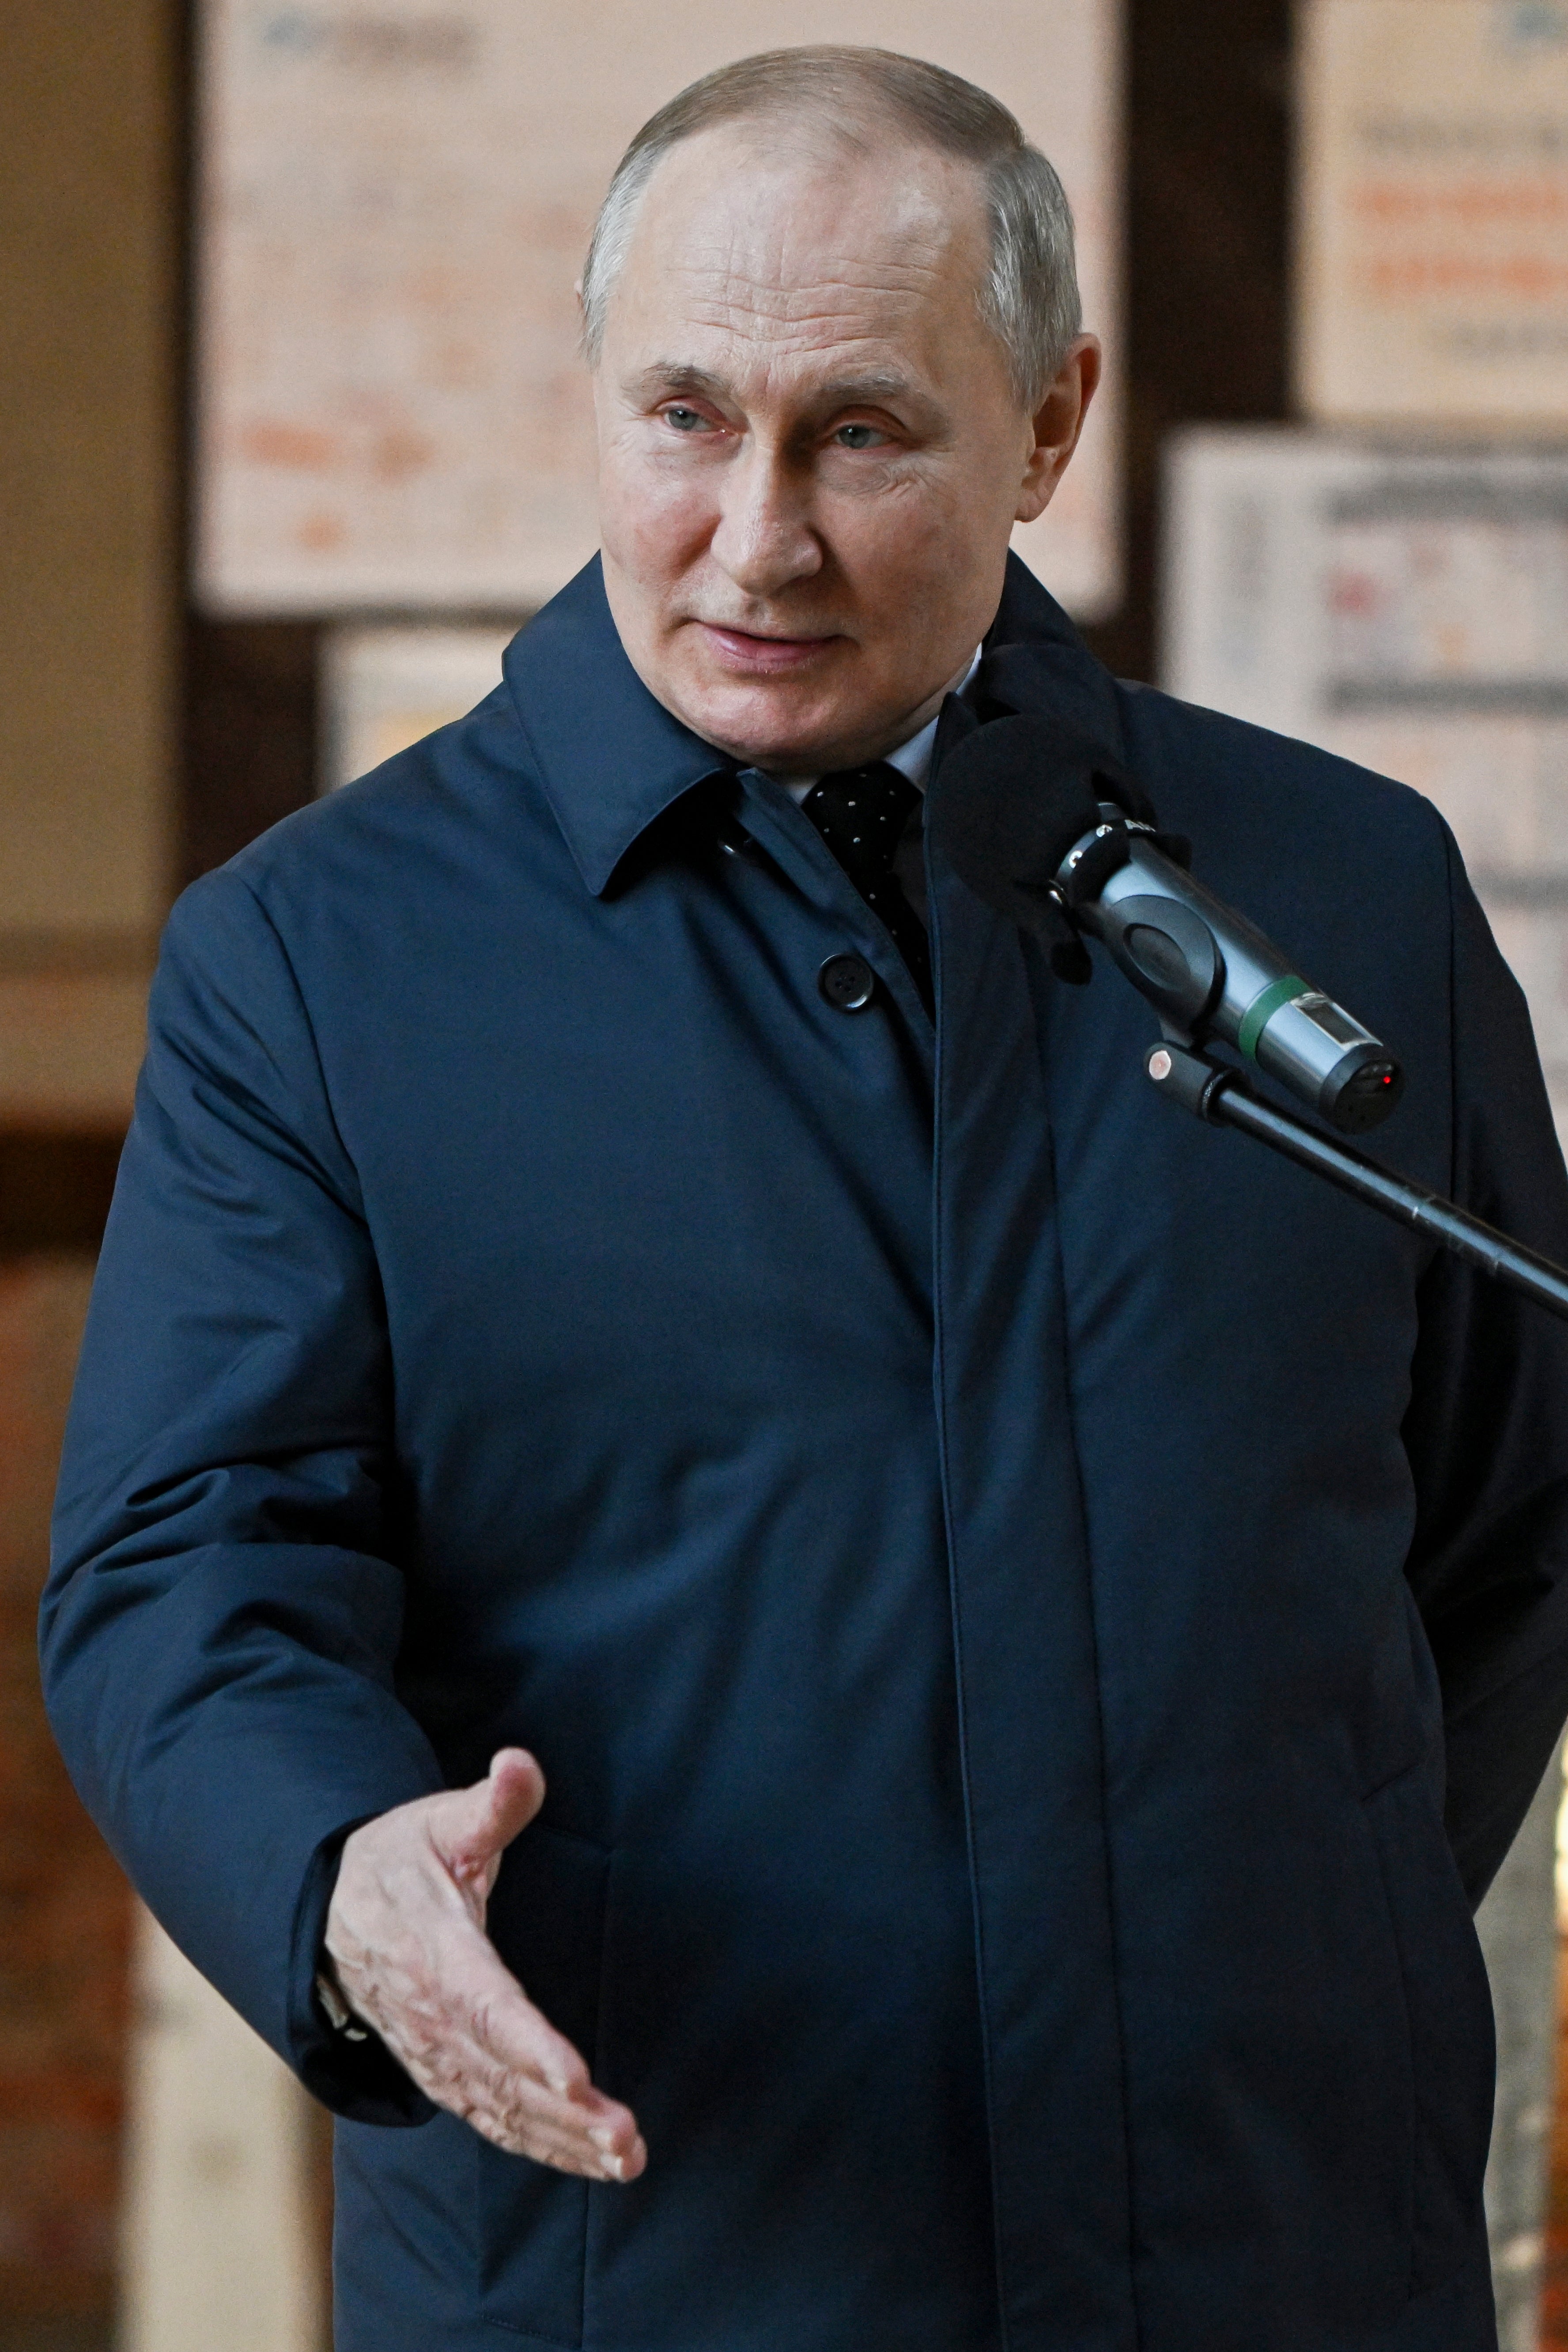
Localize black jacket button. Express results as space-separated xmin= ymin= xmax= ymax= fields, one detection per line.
xmin=818 ymin=953 xmax=876 ymax=1012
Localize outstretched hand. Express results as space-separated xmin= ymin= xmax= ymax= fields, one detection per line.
xmin=324 ymin=1749 xmax=646 ymax=2182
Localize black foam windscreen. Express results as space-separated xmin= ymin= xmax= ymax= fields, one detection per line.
xmin=925 ymin=714 xmax=1113 ymax=936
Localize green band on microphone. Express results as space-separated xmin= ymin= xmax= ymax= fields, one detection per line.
xmin=1237 ymin=975 xmax=1310 ymax=1062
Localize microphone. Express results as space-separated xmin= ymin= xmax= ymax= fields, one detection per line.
xmin=927 ymin=714 xmax=1404 ymax=1136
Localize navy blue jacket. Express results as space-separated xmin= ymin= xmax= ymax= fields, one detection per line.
xmin=44 ymin=556 xmax=1568 ymax=2352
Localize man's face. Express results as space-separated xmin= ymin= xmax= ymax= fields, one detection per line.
xmin=592 ymin=120 xmax=1098 ymax=775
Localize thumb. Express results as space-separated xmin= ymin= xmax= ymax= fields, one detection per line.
xmin=435 ymin=1748 xmax=545 ymax=1891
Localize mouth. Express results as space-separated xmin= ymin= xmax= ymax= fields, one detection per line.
xmin=691 ymin=622 xmax=846 ymax=676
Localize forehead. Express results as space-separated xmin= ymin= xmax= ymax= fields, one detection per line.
xmin=607 ymin=119 xmax=993 ymax=370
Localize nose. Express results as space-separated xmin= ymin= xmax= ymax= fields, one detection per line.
xmin=708 ymin=439 xmax=823 ymax=599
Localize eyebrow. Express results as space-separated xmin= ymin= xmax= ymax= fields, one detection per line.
xmin=626 ymin=363 xmax=729 ymax=403
xmin=626 ymin=362 xmax=922 ymax=412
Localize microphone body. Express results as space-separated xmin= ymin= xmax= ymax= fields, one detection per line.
xmin=1064 ymin=811 xmax=1403 ymax=1136
xmin=926 ymin=714 xmax=1405 ymax=1137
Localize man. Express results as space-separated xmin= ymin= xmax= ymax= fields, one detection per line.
xmin=42 ymin=45 xmax=1568 ymax=2352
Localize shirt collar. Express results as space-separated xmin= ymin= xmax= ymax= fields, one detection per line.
xmin=502 ymin=553 xmax=1105 ymax=895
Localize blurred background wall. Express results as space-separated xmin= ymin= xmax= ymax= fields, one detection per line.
xmin=4 ymin=3 xmax=1567 ymax=2349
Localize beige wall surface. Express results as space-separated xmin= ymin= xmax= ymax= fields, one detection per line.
xmin=121 ymin=1911 xmax=323 ymax=2352
xmin=1 ymin=0 xmax=176 ymax=1120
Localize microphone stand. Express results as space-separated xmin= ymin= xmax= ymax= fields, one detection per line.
xmin=1145 ymin=1039 xmax=1568 ymax=1325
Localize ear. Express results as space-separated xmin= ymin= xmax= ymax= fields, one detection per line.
xmin=1015 ymin=336 xmax=1103 ymax=526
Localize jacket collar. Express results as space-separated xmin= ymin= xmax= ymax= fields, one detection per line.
xmin=503 ymin=551 xmax=1122 ymax=895
xmin=502 ymin=557 xmax=734 ymax=897
xmin=971 ymin=555 xmax=1127 ymax=759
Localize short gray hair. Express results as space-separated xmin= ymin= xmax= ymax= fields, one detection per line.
xmin=580 ymin=45 xmax=1082 ymax=411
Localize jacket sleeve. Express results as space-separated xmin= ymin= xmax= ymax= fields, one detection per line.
xmin=1402 ymin=830 xmax=1568 ymax=1907
xmin=42 ymin=868 xmax=443 ymax=2121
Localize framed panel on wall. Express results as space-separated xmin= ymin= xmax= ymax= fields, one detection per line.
xmin=1297 ymin=0 xmax=1568 ymax=426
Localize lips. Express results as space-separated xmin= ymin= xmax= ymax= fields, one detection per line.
xmin=693 ymin=622 xmax=844 ymax=675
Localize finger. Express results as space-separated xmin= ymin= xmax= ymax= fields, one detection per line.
xmin=460 ymin=2081 xmax=649 ymax=2179
xmin=467 ymin=1979 xmax=643 ymax=2147
xmin=431 ymin=1749 xmax=545 ymax=1883
xmin=366 ymin=1945 xmax=642 ymax=2156
xmin=464 ymin=2078 xmax=644 ymax=2166
xmin=484 ymin=2075 xmax=645 ymax=2177
xmin=469 ymin=2110 xmax=648 ymax=2181
xmin=457 ymin=2001 xmax=639 ymax=2147
xmin=471 ymin=1972 xmax=594 ymax=2100
xmin=487 ymin=1748 xmax=546 ymax=1831
xmin=404 ymin=2024 xmax=646 ymax=2178
xmin=530 ymin=2129 xmax=648 ymax=2182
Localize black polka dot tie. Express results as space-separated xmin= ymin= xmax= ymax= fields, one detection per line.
xmin=800 ymin=762 xmax=932 ymax=1013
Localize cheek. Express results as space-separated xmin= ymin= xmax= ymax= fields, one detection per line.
xmin=834 ymin=472 xmax=999 ymax=604
xmin=822 ymin=461 xmax=1015 ymax=676
xmin=597 ymin=436 xmax=717 ymax=585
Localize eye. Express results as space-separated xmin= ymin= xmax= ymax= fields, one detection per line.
xmin=833 ymin=423 xmax=887 ymax=450
xmin=662 ymin=404 xmax=710 ymax=433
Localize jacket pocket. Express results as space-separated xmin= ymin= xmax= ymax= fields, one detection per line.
xmin=1364 ymin=1757 xmax=1495 ymax=2299
xmin=475 ymin=1820 xmax=612 ymax=2346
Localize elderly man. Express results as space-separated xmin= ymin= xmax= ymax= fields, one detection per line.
xmin=42 ymin=43 xmax=1568 ymax=2352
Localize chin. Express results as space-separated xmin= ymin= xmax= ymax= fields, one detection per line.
xmin=676 ymin=674 xmax=845 ymax=774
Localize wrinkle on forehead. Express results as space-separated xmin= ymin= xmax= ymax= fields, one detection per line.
xmin=613 ymin=127 xmax=990 ymax=350
xmin=671 ymin=231 xmax=947 ymax=301
xmin=671 ymin=271 xmax=945 ymax=357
